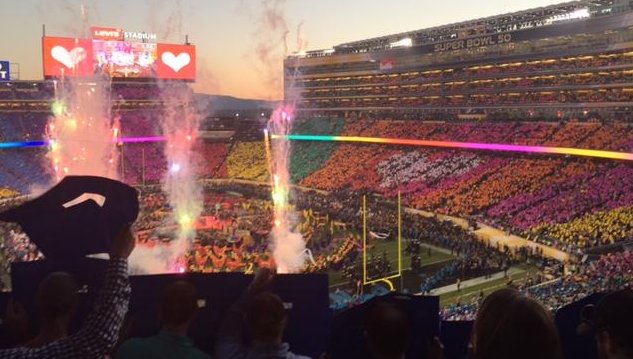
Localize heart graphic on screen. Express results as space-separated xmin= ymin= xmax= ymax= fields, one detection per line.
xmin=51 ymin=46 xmax=87 ymax=69
xmin=162 ymin=52 xmax=191 ymax=72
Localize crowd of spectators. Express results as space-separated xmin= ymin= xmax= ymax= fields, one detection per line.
xmin=302 ymin=70 xmax=633 ymax=100
xmin=112 ymin=83 xmax=162 ymax=100
xmin=1 ymin=98 xmax=631 ymax=257
xmin=0 ymin=197 xmax=41 ymax=291
xmin=289 ymin=118 xmax=345 ymax=183
xmin=441 ymin=250 xmax=633 ymax=322
xmin=0 ymin=82 xmax=166 ymax=102
xmin=298 ymin=119 xmax=633 ymax=251
xmin=0 ymin=114 xmax=630 ymax=261
xmin=296 ymin=49 xmax=633 ymax=111
xmin=302 ymin=88 xmax=633 ymax=109
xmin=2 ymin=114 xmax=628 ymax=254
xmin=532 ymin=206 xmax=633 ymax=247
xmin=0 ymin=83 xmax=54 ymax=101
xmin=298 ymin=50 xmax=633 ymax=89
xmin=112 ymin=183 xmax=436 ymax=296
xmin=104 ymin=181 xmax=539 ymax=303
xmin=0 ymin=223 xmax=630 ymax=359
xmin=225 ymin=142 xmax=268 ymax=182
xmin=0 ymin=107 xmax=631 ymax=346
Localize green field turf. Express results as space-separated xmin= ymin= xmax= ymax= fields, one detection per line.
xmin=328 ymin=239 xmax=455 ymax=288
xmin=439 ymin=264 xmax=541 ymax=306
xmin=327 ymin=238 xmax=542 ymax=305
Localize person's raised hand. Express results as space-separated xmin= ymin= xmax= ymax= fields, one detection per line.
xmin=110 ymin=223 xmax=135 ymax=259
xmin=5 ymin=298 xmax=29 ymax=339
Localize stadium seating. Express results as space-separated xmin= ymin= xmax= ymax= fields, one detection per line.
xmin=532 ymin=206 xmax=633 ymax=247
xmin=0 ymin=112 xmax=630 ymax=252
xmin=294 ymin=119 xmax=633 ymax=250
xmin=0 ymin=107 xmax=632 ymax=335
xmin=289 ymin=118 xmax=345 ymax=183
xmin=226 ymin=141 xmax=268 ymax=182
xmin=441 ymin=250 xmax=633 ymax=320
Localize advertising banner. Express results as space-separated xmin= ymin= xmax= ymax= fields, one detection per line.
xmin=0 ymin=61 xmax=9 ymax=81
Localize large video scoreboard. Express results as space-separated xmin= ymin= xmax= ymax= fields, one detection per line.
xmin=42 ymin=26 xmax=196 ymax=81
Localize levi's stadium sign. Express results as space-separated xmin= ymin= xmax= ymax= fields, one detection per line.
xmin=90 ymin=26 xmax=157 ymax=42
xmin=91 ymin=27 xmax=123 ymax=41
xmin=124 ymin=31 xmax=158 ymax=42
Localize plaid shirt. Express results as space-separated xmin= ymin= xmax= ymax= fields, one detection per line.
xmin=0 ymin=258 xmax=130 ymax=358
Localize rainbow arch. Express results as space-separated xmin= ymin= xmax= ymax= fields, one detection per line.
xmin=270 ymin=134 xmax=633 ymax=161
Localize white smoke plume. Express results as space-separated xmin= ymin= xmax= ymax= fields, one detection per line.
xmin=128 ymin=83 xmax=201 ymax=275
xmin=128 ymin=241 xmax=187 ymax=275
xmin=295 ymin=21 xmax=308 ymax=55
xmin=146 ymin=0 xmax=184 ymax=42
xmin=192 ymin=58 xmax=221 ymax=95
xmin=36 ymin=0 xmax=101 ymax=38
xmin=112 ymin=1 xmax=203 ymax=274
xmin=46 ymin=77 xmax=120 ymax=182
xmin=159 ymin=83 xmax=202 ymax=272
xmin=238 ymin=0 xmax=308 ymax=271
xmin=240 ymin=0 xmax=290 ymax=100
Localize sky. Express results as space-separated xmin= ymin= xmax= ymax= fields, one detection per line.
xmin=0 ymin=0 xmax=566 ymax=100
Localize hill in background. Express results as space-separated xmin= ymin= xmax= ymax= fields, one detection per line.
xmin=195 ymin=94 xmax=276 ymax=117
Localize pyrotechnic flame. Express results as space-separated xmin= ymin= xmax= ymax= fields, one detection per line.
xmin=267 ymin=104 xmax=306 ymax=273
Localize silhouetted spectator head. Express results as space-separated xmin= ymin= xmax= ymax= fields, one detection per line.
xmin=159 ymin=280 xmax=198 ymax=329
xmin=247 ymin=292 xmax=286 ymax=343
xmin=473 ymin=288 xmax=562 ymax=359
xmin=364 ymin=299 xmax=411 ymax=359
xmin=36 ymin=272 xmax=79 ymax=322
xmin=581 ymin=289 xmax=633 ymax=359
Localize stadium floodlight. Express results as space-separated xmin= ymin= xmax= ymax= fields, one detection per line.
xmin=389 ymin=37 xmax=413 ymax=48
xmin=546 ymin=7 xmax=590 ymax=24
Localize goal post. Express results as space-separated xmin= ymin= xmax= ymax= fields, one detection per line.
xmin=362 ymin=192 xmax=402 ymax=291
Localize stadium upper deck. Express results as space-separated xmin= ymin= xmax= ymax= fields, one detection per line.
xmin=0 ymin=81 xmax=172 ymax=112
xmin=285 ymin=0 xmax=633 ymax=117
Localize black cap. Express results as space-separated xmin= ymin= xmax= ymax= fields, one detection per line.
xmin=0 ymin=176 xmax=139 ymax=261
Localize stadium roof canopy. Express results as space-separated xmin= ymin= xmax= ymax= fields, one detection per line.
xmin=301 ymin=0 xmax=623 ymax=56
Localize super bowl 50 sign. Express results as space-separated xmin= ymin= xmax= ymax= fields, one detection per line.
xmin=0 ymin=61 xmax=10 ymax=81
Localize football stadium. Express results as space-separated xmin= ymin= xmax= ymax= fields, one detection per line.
xmin=0 ymin=1 xmax=631 ymax=358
